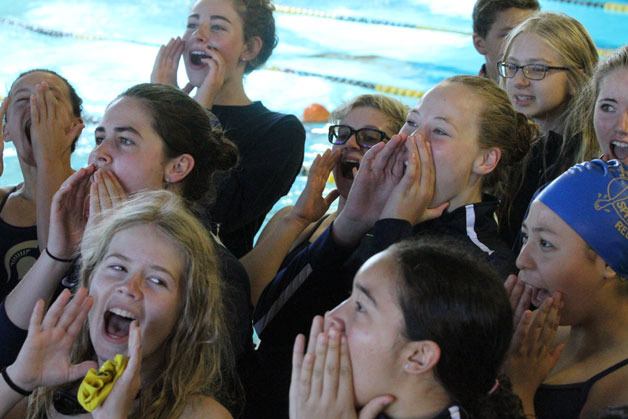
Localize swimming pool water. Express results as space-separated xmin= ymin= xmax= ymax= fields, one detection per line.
xmin=1 ymin=0 xmax=627 ymax=223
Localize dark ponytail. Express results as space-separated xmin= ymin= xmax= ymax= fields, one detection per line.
xmin=393 ymin=237 xmax=525 ymax=419
xmin=119 ymin=83 xmax=239 ymax=205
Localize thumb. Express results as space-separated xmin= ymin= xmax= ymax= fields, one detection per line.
xmin=68 ymin=360 xmax=98 ymax=382
xmin=324 ymin=189 xmax=340 ymax=207
xmin=358 ymin=395 xmax=395 ymax=419
xmin=419 ymin=202 xmax=449 ymax=223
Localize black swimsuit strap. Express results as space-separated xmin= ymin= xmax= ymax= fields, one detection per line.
xmin=585 ymin=357 xmax=628 ymax=385
xmin=0 ymin=186 xmax=17 ymax=212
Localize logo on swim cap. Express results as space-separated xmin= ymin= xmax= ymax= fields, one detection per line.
xmin=593 ymin=164 xmax=627 ymax=240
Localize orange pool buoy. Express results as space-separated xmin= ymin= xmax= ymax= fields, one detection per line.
xmin=302 ymin=103 xmax=330 ymax=123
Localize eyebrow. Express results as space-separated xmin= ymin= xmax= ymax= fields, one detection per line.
xmin=355 ymin=282 xmax=378 ymax=307
xmin=598 ymin=97 xmax=618 ymax=103
xmin=508 ymin=57 xmax=553 ymax=65
xmin=105 ymin=253 xmax=177 ymax=279
xmin=94 ymin=126 xmax=141 ymax=136
xmin=521 ymin=222 xmax=557 ymax=235
xmin=188 ymin=13 xmax=232 ymax=24
xmin=12 ymin=86 xmax=63 ymax=97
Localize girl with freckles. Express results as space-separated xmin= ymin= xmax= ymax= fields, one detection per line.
xmin=151 ymin=0 xmax=305 ymax=258
xmin=0 ymin=191 xmax=235 ymax=418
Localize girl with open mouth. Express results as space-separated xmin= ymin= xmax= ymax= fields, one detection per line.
xmin=0 ymin=191 xmax=236 ymax=418
xmin=151 ymin=0 xmax=305 ymax=258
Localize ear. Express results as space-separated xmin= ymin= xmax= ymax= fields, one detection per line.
xmin=241 ymin=36 xmax=263 ymax=63
xmin=402 ymin=340 xmax=441 ymax=375
xmin=472 ymin=147 xmax=501 ymax=176
xmin=473 ymin=33 xmax=488 ymax=56
xmin=164 ymin=154 xmax=195 ymax=184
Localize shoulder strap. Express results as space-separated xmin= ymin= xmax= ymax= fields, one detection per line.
xmin=586 ymin=358 xmax=628 ymax=386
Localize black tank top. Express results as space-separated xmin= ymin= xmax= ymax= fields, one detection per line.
xmin=534 ymin=358 xmax=628 ymax=419
xmin=0 ymin=187 xmax=39 ymax=301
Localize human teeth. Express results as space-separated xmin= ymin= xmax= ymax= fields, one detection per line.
xmin=109 ymin=308 xmax=135 ymax=320
xmin=610 ymin=141 xmax=628 ymax=161
xmin=190 ymin=51 xmax=210 ymax=65
xmin=612 ymin=141 xmax=628 ymax=149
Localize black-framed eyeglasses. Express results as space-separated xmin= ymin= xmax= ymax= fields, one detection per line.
xmin=328 ymin=125 xmax=389 ymax=149
xmin=497 ymin=61 xmax=571 ymax=81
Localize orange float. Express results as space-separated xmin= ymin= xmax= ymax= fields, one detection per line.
xmin=302 ymin=103 xmax=330 ymax=123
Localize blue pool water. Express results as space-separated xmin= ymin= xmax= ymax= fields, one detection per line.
xmin=1 ymin=0 xmax=627 ymax=222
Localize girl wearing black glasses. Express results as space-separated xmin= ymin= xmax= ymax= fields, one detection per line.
xmin=497 ymin=12 xmax=598 ymax=247
xmin=238 ymin=94 xmax=407 ymax=418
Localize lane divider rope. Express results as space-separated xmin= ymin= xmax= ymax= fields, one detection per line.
xmin=0 ymin=15 xmax=616 ymax=57
xmin=264 ymin=66 xmax=424 ymax=98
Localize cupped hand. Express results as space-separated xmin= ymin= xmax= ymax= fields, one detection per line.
xmin=380 ymin=133 xmax=448 ymax=224
xmin=92 ymin=321 xmax=142 ymax=419
xmin=290 ymin=317 xmax=394 ymax=419
xmin=30 ymin=81 xmax=84 ymax=166
xmin=504 ymin=292 xmax=564 ymax=402
xmin=290 ymin=149 xmax=341 ymax=226
xmin=194 ymin=48 xmax=226 ymax=108
xmin=151 ymin=37 xmax=186 ymax=88
xmin=7 ymin=288 xmax=97 ymax=392
xmin=333 ymin=135 xmax=406 ymax=245
xmin=47 ymin=165 xmax=97 ymax=260
xmin=89 ymin=169 xmax=128 ymax=220
xmin=504 ymin=274 xmax=533 ymax=329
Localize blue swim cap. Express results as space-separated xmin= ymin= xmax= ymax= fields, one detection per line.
xmin=536 ymin=159 xmax=627 ymax=278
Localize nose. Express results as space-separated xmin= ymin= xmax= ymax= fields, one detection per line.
xmin=326 ymin=299 xmax=349 ymax=332
xmin=116 ymin=273 xmax=143 ymax=301
xmin=515 ymin=238 xmax=534 ymax=271
xmin=513 ymin=68 xmax=530 ymax=88
xmin=618 ymin=108 xmax=628 ymax=134
xmin=89 ymin=141 xmax=112 ymax=168
xmin=192 ymin=22 xmax=210 ymax=44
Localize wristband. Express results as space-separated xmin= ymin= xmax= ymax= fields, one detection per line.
xmin=1 ymin=367 xmax=33 ymax=396
xmin=45 ymin=247 xmax=75 ymax=263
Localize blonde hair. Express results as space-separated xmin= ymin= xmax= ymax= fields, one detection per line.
xmin=570 ymin=46 xmax=628 ymax=162
xmin=28 ymin=190 xmax=235 ymax=418
xmin=331 ymin=94 xmax=409 ymax=134
xmin=501 ymin=12 xmax=598 ymax=169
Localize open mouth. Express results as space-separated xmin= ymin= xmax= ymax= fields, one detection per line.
xmin=513 ymin=94 xmax=534 ymax=106
xmin=190 ymin=51 xmax=210 ymax=66
xmin=531 ymin=287 xmax=551 ymax=308
xmin=610 ymin=141 xmax=628 ymax=163
xmin=104 ymin=308 xmax=136 ymax=340
xmin=340 ymin=160 xmax=359 ymax=180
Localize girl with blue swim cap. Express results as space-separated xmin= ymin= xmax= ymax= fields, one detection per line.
xmin=505 ymin=159 xmax=628 ymax=419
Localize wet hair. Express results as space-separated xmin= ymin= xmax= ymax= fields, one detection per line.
xmin=118 ymin=83 xmax=238 ymax=206
xmin=445 ymin=76 xmax=536 ymax=216
xmin=392 ymin=237 xmax=523 ymax=419
xmin=230 ymin=0 xmax=277 ymax=73
xmin=569 ymin=46 xmax=628 ymax=162
xmin=501 ymin=12 xmax=598 ymax=156
xmin=472 ymin=0 xmax=540 ymax=38
xmin=330 ymin=94 xmax=409 ymax=134
xmin=9 ymin=69 xmax=83 ymax=152
xmin=28 ymin=190 xmax=237 ymax=418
